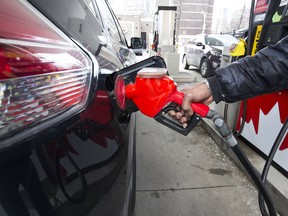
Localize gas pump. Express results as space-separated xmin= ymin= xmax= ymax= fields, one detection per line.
xmin=151 ymin=4 xmax=180 ymax=74
xmin=217 ymin=0 xmax=288 ymax=176
xmin=151 ymin=6 xmax=176 ymax=55
xmin=213 ymin=1 xmax=288 ymax=214
xmin=232 ymin=0 xmax=288 ymax=176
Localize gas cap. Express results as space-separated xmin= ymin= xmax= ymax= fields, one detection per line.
xmin=137 ymin=67 xmax=167 ymax=78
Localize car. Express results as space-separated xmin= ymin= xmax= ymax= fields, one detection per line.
xmin=0 ymin=0 xmax=166 ymax=215
xmin=182 ymin=34 xmax=239 ymax=77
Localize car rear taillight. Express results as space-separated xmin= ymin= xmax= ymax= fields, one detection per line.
xmin=0 ymin=1 xmax=92 ymax=142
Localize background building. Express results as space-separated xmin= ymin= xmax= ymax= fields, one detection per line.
xmin=109 ymin=0 xmax=155 ymax=48
xmin=109 ymin=0 xmax=250 ymax=48
xmin=173 ymin=0 xmax=214 ymax=46
xmin=174 ymin=0 xmax=214 ymax=36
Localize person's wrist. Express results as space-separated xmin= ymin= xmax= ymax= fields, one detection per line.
xmin=202 ymin=79 xmax=211 ymax=92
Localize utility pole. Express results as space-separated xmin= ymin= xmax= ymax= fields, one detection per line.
xmin=201 ymin=11 xmax=207 ymax=34
xmin=238 ymin=3 xmax=246 ymax=29
xmin=175 ymin=0 xmax=182 ymax=41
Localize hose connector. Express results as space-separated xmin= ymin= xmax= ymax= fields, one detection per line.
xmin=206 ymin=110 xmax=237 ymax=147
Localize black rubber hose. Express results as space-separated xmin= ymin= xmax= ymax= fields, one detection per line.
xmin=258 ymin=118 xmax=288 ymax=216
xmin=223 ymin=103 xmax=229 ymax=123
xmin=235 ymin=100 xmax=247 ymax=138
xmin=231 ymin=145 xmax=277 ymax=216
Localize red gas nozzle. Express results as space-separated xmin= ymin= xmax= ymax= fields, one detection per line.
xmin=122 ymin=68 xmax=210 ymax=118
xmin=125 ymin=74 xmax=176 ymax=117
xmin=114 ymin=68 xmax=210 ymax=136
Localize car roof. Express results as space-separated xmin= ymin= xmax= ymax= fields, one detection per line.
xmin=189 ymin=34 xmax=239 ymax=46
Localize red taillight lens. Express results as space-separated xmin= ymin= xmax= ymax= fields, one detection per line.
xmin=0 ymin=1 xmax=92 ymax=141
xmin=0 ymin=44 xmax=88 ymax=79
xmin=114 ymin=75 xmax=126 ymax=110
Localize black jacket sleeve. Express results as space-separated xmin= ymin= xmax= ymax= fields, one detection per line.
xmin=207 ymin=35 xmax=288 ymax=103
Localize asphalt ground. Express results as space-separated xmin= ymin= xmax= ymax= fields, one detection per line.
xmin=134 ymin=59 xmax=262 ymax=215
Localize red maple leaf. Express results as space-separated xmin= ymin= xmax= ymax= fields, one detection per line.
xmin=236 ymin=90 xmax=288 ymax=151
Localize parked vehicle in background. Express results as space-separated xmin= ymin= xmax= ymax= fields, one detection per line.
xmin=0 ymin=0 xmax=142 ymax=215
xmin=182 ymin=34 xmax=239 ymax=77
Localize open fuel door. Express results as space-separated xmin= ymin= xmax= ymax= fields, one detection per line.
xmin=106 ymin=56 xmax=167 ymax=113
xmin=106 ymin=56 xmax=167 ymax=89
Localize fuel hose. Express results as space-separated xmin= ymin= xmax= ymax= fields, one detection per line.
xmin=258 ymin=118 xmax=288 ymax=216
xmin=234 ymin=100 xmax=247 ymax=138
xmin=207 ymin=110 xmax=277 ymax=216
xmin=231 ymin=145 xmax=276 ymax=216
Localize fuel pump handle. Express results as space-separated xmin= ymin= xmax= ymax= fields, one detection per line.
xmin=154 ymin=106 xmax=202 ymax=136
xmin=153 ymin=90 xmax=210 ymax=136
xmin=166 ymin=90 xmax=210 ymax=118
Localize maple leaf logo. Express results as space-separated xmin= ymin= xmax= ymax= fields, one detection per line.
xmin=236 ymin=90 xmax=288 ymax=151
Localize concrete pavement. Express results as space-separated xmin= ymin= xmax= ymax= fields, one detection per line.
xmin=135 ymin=112 xmax=260 ymax=216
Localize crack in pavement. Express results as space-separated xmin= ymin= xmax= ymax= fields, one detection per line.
xmin=136 ymin=184 xmax=238 ymax=193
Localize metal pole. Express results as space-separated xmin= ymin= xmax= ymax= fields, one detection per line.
xmin=201 ymin=11 xmax=207 ymax=34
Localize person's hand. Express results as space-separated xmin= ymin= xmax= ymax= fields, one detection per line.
xmin=169 ymin=82 xmax=214 ymax=127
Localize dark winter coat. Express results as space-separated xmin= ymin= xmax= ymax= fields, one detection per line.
xmin=208 ymin=35 xmax=288 ymax=103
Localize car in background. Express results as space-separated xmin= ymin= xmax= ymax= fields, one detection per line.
xmin=0 ymin=0 xmax=159 ymax=215
xmin=182 ymin=34 xmax=239 ymax=77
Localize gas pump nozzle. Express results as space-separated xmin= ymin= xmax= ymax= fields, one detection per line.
xmin=115 ymin=68 xmax=210 ymax=135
